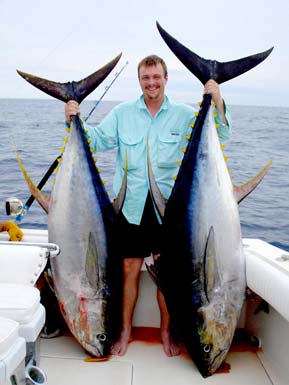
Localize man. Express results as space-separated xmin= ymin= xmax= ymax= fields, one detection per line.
xmin=65 ymin=55 xmax=231 ymax=357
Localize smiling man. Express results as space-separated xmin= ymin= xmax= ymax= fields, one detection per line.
xmin=65 ymin=54 xmax=231 ymax=357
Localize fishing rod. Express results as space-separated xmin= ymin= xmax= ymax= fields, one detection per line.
xmin=83 ymin=60 xmax=128 ymax=122
xmin=6 ymin=61 xmax=128 ymax=220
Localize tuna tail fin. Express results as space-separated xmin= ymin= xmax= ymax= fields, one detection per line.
xmin=156 ymin=22 xmax=273 ymax=85
xmin=15 ymin=148 xmax=51 ymax=213
xmin=234 ymin=160 xmax=272 ymax=204
xmin=16 ymin=53 xmax=122 ymax=103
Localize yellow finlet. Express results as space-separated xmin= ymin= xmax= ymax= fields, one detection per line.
xmin=186 ymin=134 xmax=191 ymax=140
xmin=60 ymin=147 xmax=65 ymax=153
xmin=181 ymin=147 xmax=187 ymax=153
xmin=220 ymin=144 xmax=225 ymax=151
xmin=63 ymin=137 xmax=68 ymax=143
xmin=65 ymin=127 xmax=71 ymax=133
xmin=213 ymin=112 xmax=218 ymax=118
xmin=87 ymin=139 xmax=92 ymax=144
xmin=194 ymin=112 xmax=199 ymax=117
xmin=173 ymin=176 xmax=177 ymax=181
xmin=190 ymin=122 xmax=195 ymax=128
xmin=177 ymin=161 xmax=182 ymax=167
xmin=215 ymin=123 xmax=220 ymax=128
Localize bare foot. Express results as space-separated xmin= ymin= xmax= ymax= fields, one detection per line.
xmin=161 ymin=329 xmax=181 ymax=357
xmin=110 ymin=330 xmax=132 ymax=356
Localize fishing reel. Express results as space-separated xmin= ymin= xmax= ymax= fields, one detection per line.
xmin=5 ymin=197 xmax=26 ymax=219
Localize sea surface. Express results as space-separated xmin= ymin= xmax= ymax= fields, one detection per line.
xmin=0 ymin=99 xmax=288 ymax=252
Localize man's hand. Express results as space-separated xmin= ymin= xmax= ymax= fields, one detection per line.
xmin=65 ymin=100 xmax=80 ymax=123
xmin=204 ymin=79 xmax=228 ymax=125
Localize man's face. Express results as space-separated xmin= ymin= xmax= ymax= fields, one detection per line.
xmin=139 ymin=63 xmax=167 ymax=103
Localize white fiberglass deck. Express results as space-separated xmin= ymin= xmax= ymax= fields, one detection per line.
xmin=39 ymin=330 xmax=272 ymax=385
xmin=1 ymin=229 xmax=286 ymax=384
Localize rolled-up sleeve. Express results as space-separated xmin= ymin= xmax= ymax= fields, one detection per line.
xmin=214 ymin=100 xmax=232 ymax=143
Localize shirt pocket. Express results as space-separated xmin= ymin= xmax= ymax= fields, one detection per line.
xmin=157 ymin=131 xmax=182 ymax=168
xmin=119 ymin=133 xmax=145 ymax=170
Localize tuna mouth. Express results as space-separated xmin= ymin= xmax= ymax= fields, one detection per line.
xmin=206 ymin=348 xmax=227 ymax=376
xmin=84 ymin=335 xmax=109 ymax=358
xmin=79 ymin=332 xmax=110 ymax=358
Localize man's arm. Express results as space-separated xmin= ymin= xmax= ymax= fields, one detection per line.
xmin=64 ymin=100 xmax=118 ymax=152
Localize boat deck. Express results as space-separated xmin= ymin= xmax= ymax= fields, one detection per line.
xmin=39 ymin=328 xmax=273 ymax=385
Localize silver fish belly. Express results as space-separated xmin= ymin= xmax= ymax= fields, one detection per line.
xmin=49 ymin=117 xmax=116 ymax=357
xmin=158 ymin=104 xmax=245 ymax=377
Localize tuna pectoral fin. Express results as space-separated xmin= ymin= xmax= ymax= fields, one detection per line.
xmin=156 ymin=21 xmax=273 ymax=85
xmin=17 ymin=53 xmax=122 ymax=103
xmin=113 ymin=152 xmax=128 ymax=214
xmin=85 ymin=233 xmax=101 ymax=291
xmin=147 ymin=139 xmax=166 ymax=218
xmin=234 ymin=160 xmax=272 ymax=204
xmin=15 ymin=149 xmax=50 ymax=213
xmin=204 ymin=227 xmax=221 ymax=303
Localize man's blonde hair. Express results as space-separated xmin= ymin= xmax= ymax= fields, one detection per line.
xmin=137 ymin=55 xmax=168 ymax=78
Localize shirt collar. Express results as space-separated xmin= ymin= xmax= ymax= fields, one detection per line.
xmin=136 ymin=95 xmax=171 ymax=112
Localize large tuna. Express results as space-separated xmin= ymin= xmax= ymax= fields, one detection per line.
xmin=16 ymin=54 xmax=125 ymax=357
xmin=147 ymin=22 xmax=273 ymax=377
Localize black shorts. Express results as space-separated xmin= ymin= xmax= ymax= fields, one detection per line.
xmin=115 ymin=194 xmax=162 ymax=259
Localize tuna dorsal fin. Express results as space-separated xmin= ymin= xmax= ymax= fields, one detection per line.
xmin=15 ymin=148 xmax=50 ymax=213
xmin=85 ymin=233 xmax=100 ymax=292
xmin=204 ymin=227 xmax=221 ymax=303
xmin=113 ymin=151 xmax=128 ymax=214
xmin=147 ymin=138 xmax=167 ymax=218
xmin=17 ymin=53 xmax=122 ymax=103
xmin=234 ymin=160 xmax=272 ymax=204
xmin=156 ymin=21 xmax=273 ymax=85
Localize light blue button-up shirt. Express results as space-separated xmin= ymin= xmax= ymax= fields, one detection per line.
xmin=85 ymin=95 xmax=231 ymax=224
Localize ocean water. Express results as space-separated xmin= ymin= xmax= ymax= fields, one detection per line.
xmin=0 ymin=99 xmax=288 ymax=252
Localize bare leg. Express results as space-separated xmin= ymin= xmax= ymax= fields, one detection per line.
xmin=111 ymin=257 xmax=144 ymax=356
xmin=154 ymin=254 xmax=181 ymax=357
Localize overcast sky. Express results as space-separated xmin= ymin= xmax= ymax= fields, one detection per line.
xmin=0 ymin=0 xmax=288 ymax=106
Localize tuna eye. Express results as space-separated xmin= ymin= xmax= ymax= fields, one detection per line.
xmin=203 ymin=344 xmax=212 ymax=353
xmin=97 ymin=334 xmax=107 ymax=342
